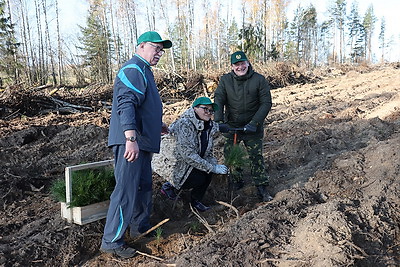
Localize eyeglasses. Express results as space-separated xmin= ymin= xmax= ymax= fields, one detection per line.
xmin=147 ymin=43 xmax=165 ymax=55
xmin=197 ymin=106 xmax=215 ymax=114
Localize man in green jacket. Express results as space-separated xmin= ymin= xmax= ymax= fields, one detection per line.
xmin=214 ymin=51 xmax=273 ymax=202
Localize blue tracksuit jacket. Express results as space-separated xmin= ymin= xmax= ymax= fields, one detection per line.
xmin=108 ymin=54 xmax=163 ymax=152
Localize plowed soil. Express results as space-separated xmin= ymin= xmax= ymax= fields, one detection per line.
xmin=0 ymin=65 xmax=399 ymax=267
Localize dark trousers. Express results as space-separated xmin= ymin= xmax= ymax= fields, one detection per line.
xmin=101 ymin=145 xmax=152 ymax=249
xmin=181 ymin=168 xmax=212 ymax=201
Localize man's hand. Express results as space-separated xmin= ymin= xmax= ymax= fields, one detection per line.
xmin=124 ymin=141 xmax=139 ymax=162
xmin=218 ymin=123 xmax=230 ymax=133
xmin=243 ymin=123 xmax=257 ymax=133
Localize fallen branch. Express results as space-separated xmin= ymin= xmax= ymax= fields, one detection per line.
xmin=4 ymin=109 xmax=20 ymax=119
xmin=258 ymin=258 xmax=307 ymax=263
xmin=30 ymin=84 xmax=52 ymax=92
xmin=48 ymin=88 xmax=60 ymax=96
xmin=215 ymin=200 xmax=239 ymax=219
xmin=189 ymin=204 xmax=214 ymax=233
xmin=133 ymin=218 xmax=170 ymax=241
xmin=136 ymin=250 xmax=163 ymax=261
xmin=50 ymin=97 xmax=92 ymax=111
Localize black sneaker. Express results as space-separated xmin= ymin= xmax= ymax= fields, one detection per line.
xmin=191 ymin=200 xmax=210 ymax=212
xmin=256 ymin=185 xmax=273 ymax=202
xmin=100 ymin=245 xmax=137 ymax=258
xmin=161 ymin=182 xmax=179 ymax=200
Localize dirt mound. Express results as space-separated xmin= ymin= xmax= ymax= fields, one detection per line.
xmin=0 ymin=65 xmax=399 ymax=266
xmin=170 ymin=133 xmax=399 ymax=266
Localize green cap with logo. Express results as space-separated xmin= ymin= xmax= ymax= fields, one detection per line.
xmin=231 ymin=51 xmax=248 ymax=64
xmin=137 ymin=31 xmax=172 ymax=48
xmin=192 ymin=97 xmax=219 ymax=111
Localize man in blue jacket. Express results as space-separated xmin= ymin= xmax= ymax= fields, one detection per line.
xmin=100 ymin=31 xmax=171 ymax=258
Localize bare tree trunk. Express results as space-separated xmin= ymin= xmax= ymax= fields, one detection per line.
xmin=18 ymin=0 xmax=34 ymax=85
xmin=216 ymin=1 xmax=221 ymax=70
xmin=34 ymin=0 xmax=45 ymax=84
xmin=146 ymin=0 xmax=156 ymax=31
xmin=367 ymin=31 xmax=372 ymax=62
xmin=109 ymin=0 xmax=120 ymax=66
xmin=332 ymin=25 xmax=336 ymax=64
xmin=6 ymin=0 xmax=20 ymax=82
xmin=158 ymin=0 xmax=175 ymax=71
xmin=42 ymin=0 xmax=57 ymax=85
xmin=100 ymin=2 xmax=112 ymax=83
xmin=188 ymin=0 xmax=195 ymax=70
xmin=121 ymin=0 xmax=137 ymax=56
xmin=55 ymin=0 xmax=63 ymax=85
xmin=241 ymin=1 xmax=245 ymax=51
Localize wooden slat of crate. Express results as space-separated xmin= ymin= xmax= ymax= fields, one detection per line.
xmin=63 ymin=159 xmax=114 ymax=225
xmin=61 ymin=200 xmax=110 ymax=225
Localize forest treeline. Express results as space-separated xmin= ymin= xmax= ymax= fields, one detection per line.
xmin=0 ymin=0 xmax=392 ymax=88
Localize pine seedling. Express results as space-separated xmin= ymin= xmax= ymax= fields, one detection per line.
xmin=155 ymin=227 xmax=163 ymax=243
xmin=50 ymin=166 xmax=115 ymax=207
xmin=224 ymin=144 xmax=249 ymax=171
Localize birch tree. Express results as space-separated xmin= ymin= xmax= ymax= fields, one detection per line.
xmin=55 ymin=0 xmax=64 ymax=85
xmin=122 ymin=0 xmax=136 ymax=60
xmin=378 ymin=17 xmax=386 ymax=63
xmin=34 ymin=0 xmax=46 ymax=84
xmin=41 ymin=0 xmax=57 ymax=85
xmin=363 ymin=5 xmax=376 ymax=62
xmin=263 ymin=0 xmax=289 ymax=62
xmin=158 ymin=0 xmax=175 ymax=71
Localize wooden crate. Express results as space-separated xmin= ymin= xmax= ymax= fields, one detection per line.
xmin=61 ymin=159 xmax=114 ymax=225
xmin=60 ymin=200 xmax=110 ymax=225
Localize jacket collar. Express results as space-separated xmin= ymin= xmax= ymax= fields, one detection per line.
xmin=134 ymin=54 xmax=151 ymax=67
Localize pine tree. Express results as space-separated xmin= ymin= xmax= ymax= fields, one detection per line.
xmin=286 ymin=5 xmax=317 ymax=67
xmin=363 ymin=5 xmax=376 ymax=62
xmin=267 ymin=42 xmax=279 ymax=60
xmin=239 ymin=24 xmax=264 ymax=61
xmin=78 ymin=0 xmax=113 ymax=84
xmin=300 ymin=5 xmax=317 ymax=68
xmin=378 ymin=17 xmax=386 ymax=63
xmin=347 ymin=1 xmax=365 ymax=63
xmin=0 ymin=0 xmax=20 ymax=84
xmin=287 ymin=5 xmax=303 ymax=64
xmin=227 ymin=19 xmax=240 ymax=52
xmin=329 ymin=0 xmax=347 ymax=63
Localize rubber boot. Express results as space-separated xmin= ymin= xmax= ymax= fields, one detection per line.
xmin=256 ymin=185 xmax=273 ymax=202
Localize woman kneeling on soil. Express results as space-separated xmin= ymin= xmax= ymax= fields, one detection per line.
xmin=158 ymin=97 xmax=228 ymax=211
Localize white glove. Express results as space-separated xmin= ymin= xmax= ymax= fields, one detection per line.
xmin=212 ymin=164 xmax=228 ymax=174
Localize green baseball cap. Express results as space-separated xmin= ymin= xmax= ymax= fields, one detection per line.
xmin=231 ymin=51 xmax=248 ymax=64
xmin=192 ymin=97 xmax=219 ymax=111
xmin=137 ymin=31 xmax=172 ymax=48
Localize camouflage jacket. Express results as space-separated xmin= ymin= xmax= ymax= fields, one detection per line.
xmin=152 ymin=108 xmax=218 ymax=189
